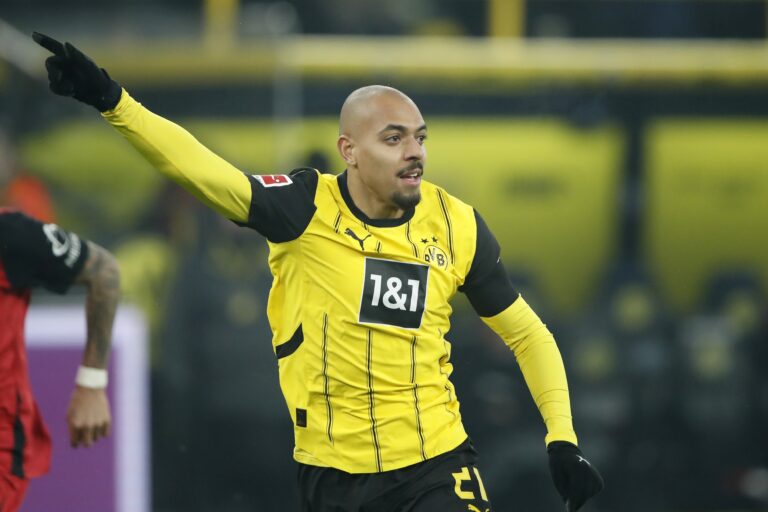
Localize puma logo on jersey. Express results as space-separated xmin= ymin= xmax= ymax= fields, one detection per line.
xmin=344 ymin=228 xmax=371 ymax=251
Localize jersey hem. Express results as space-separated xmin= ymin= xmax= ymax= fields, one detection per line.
xmin=292 ymin=425 xmax=469 ymax=474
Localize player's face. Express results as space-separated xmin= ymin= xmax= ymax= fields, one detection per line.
xmin=354 ymin=95 xmax=427 ymax=211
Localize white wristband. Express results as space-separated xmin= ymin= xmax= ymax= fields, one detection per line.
xmin=75 ymin=366 xmax=108 ymax=389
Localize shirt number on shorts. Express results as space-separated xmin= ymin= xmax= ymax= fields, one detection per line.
xmin=452 ymin=466 xmax=490 ymax=503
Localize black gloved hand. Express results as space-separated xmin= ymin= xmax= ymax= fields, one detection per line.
xmin=32 ymin=32 xmax=122 ymax=112
xmin=547 ymin=441 xmax=604 ymax=511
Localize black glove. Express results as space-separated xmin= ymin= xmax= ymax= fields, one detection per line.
xmin=547 ymin=441 xmax=604 ymax=511
xmin=32 ymin=32 xmax=122 ymax=112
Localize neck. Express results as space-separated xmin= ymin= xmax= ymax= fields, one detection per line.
xmin=346 ymin=169 xmax=404 ymax=220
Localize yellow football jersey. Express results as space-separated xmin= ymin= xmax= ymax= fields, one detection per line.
xmin=103 ymin=91 xmax=578 ymax=475
xmin=242 ymin=169 xmax=494 ymax=473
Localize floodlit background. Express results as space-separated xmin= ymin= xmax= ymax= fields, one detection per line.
xmin=2 ymin=1 xmax=768 ymax=511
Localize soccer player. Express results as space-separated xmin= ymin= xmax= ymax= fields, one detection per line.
xmin=34 ymin=33 xmax=603 ymax=511
xmin=0 ymin=209 xmax=120 ymax=511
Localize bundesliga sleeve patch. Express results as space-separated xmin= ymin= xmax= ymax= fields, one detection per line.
xmin=253 ymin=174 xmax=293 ymax=187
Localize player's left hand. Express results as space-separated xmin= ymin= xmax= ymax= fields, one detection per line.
xmin=67 ymin=386 xmax=112 ymax=448
xmin=547 ymin=441 xmax=604 ymax=511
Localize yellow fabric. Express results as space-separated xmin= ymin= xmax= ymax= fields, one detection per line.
xmin=101 ymin=90 xmax=251 ymax=222
xmin=272 ymin=174 xmax=477 ymax=472
xmin=482 ymin=296 xmax=578 ymax=446
xmin=98 ymin=88 xmax=573 ymax=471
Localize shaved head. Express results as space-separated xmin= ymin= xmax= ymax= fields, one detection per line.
xmin=339 ymin=85 xmax=419 ymax=137
xmin=336 ymin=85 xmax=427 ymax=220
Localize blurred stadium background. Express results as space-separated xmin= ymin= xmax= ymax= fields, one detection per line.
xmin=2 ymin=0 xmax=768 ymax=511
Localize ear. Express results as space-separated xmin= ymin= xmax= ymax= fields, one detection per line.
xmin=337 ymin=135 xmax=356 ymax=167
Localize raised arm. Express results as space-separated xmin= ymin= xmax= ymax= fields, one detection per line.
xmin=102 ymin=91 xmax=252 ymax=221
xmin=33 ymin=32 xmax=252 ymax=222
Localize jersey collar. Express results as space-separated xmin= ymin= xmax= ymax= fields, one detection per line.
xmin=337 ymin=171 xmax=416 ymax=228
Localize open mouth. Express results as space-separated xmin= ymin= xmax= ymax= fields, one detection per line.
xmin=398 ymin=165 xmax=423 ymax=185
xmin=399 ymin=171 xmax=422 ymax=185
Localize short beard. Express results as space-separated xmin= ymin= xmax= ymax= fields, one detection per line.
xmin=392 ymin=190 xmax=421 ymax=210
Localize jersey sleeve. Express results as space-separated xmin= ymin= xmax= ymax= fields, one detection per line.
xmin=482 ymin=296 xmax=577 ymax=446
xmin=239 ymin=167 xmax=320 ymax=243
xmin=458 ymin=209 xmax=519 ymax=317
xmin=102 ymin=90 xmax=252 ymax=222
xmin=0 ymin=211 xmax=89 ymax=293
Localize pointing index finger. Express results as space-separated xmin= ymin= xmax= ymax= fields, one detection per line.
xmin=32 ymin=31 xmax=65 ymax=56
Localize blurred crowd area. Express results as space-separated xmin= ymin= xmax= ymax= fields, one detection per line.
xmin=2 ymin=1 xmax=768 ymax=511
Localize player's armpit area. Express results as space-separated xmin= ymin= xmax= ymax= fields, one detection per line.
xmin=102 ymin=89 xmax=251 ymax=222
xmin=481 ymin=296 xmax=578 ymax=446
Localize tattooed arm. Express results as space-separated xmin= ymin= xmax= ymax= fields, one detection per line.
xmin=67 ymin=241 xmax=121 ymax=448
xmin=0 ymin=212 xmax=121 ymax=447
xmin=74 ymin=241 xmax=121 ymax=370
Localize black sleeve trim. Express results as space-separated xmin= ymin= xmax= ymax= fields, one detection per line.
xmin=0 ymin=211 xmax=89 ymax=294
xmin=240 ymin=167 xmax=319 ymax=243
xmin=459 ymin=209 xmax=519 ymax=317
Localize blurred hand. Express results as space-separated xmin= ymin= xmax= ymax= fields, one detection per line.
xmin=67 ymin=386 xmax=111 ymax=448
xmin=547 ymin=441 xmax=604 ymax=511
xmin=32 ymin=31 xmax=122 ymax=112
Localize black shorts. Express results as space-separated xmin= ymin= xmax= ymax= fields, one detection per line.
xmin=297 ymin=438 xmax=492 ymax=512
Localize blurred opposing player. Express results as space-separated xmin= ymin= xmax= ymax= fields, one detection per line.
xmin=34 ymin=33 xmax=603 ymax=511
xmin=0 ymin=209 xmax=120 ymax=511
